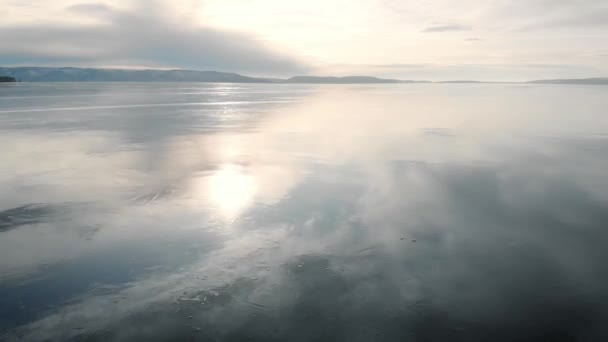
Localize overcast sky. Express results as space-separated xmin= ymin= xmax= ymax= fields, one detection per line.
xmin=1 ymin=0 xmax=607 ymax=80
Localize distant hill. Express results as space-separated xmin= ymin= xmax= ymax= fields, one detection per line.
xmin=0 ymin=68 xmax=432 ymax=83
xmin=0 ymin=76 xmax=16 ymax=82
xmin=286 ymin=76 xmax=426 ymax=84
xmin=437 ymin=80 xmax=483 ymax=83
xmin=2 ymin=67 xmax=607 ymax=85
xmin=0 ymin=67 xmax=272 ymax=83
xmin=528 ymin=78 xmax=608 ymax=85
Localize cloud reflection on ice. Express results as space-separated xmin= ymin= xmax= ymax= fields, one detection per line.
xmin=1 ymin=83 xmax=608 ymax=341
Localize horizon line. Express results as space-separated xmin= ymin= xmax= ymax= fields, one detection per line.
xmin=1 ymin=66 xmax=607 ymax=84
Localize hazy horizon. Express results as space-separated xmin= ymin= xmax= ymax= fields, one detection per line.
xmin=1 ymin=66 xmax=607 ymax=84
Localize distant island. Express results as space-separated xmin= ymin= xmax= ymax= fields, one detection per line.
xmin=0 ymin=67 xmax=427 ymax=83
xmin=437 ymin=80 xmax=484 ymax=84
xmin=0 ymin=67 xmax=268 ymax=83
xmin=0 ymin=76 xmax=16 ymax=82
xmin=0 ymin=67 xmax=606 ymax=85
xmin=286 ymin=76 xmax=428 ymax=84
xmin=527 ymin=78 xmax=608 ymax=85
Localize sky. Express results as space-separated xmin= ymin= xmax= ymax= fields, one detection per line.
xmin=1 ymin=0 xmax=607 ymax=80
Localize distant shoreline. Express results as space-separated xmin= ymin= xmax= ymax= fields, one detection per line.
xmin=1 ymin=67 xmax=607 ymax=85
xmin=0 ymin=76 xmax=17 ymax=82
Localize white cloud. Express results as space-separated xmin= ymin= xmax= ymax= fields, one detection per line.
xmin=422 ymin=24 xmax=471 ymax=32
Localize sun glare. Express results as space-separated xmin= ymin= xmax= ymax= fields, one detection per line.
xmin=206 ymin=164 xmax=257 ymax=220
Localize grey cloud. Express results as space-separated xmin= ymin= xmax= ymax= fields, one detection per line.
xmin=0 ymin=2 xmax=309 ymax=74
xmin=422 ymin=24 xmax=470 ymax=33
xmin=539 ymin=10 xmax=608 ymax=29
xmin=371 ymin=63 xmax=430 ymax=69
xmin=522 ymin=10 xmax=608 ymax=31
xmin=67 ymin=3 xmax=114 ymax=14
xmin=495 ymin=0 xmax=608 ymax=30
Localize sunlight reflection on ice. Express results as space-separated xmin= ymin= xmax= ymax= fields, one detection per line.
xmin=198 ymin=164 xmax=256 ymax=220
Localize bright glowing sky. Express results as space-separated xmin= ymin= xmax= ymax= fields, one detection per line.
xmin=1 ymin=0 xmax=607 ymax=80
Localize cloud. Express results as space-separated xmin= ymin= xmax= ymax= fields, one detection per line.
xmin=67 ymin=2 xmax=114 ymax=14
xmin=371 ymin=63 xmax=430 ymax=69
xmin=531 ymin=10 xmax=608 ymax=30
xmin=422 ymin=23 xmax=470 ymax=33
xmin=492 ymin=0 xmax=608 ymax=31
xmin=0 ymin=1 xmax=310 ymax=75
